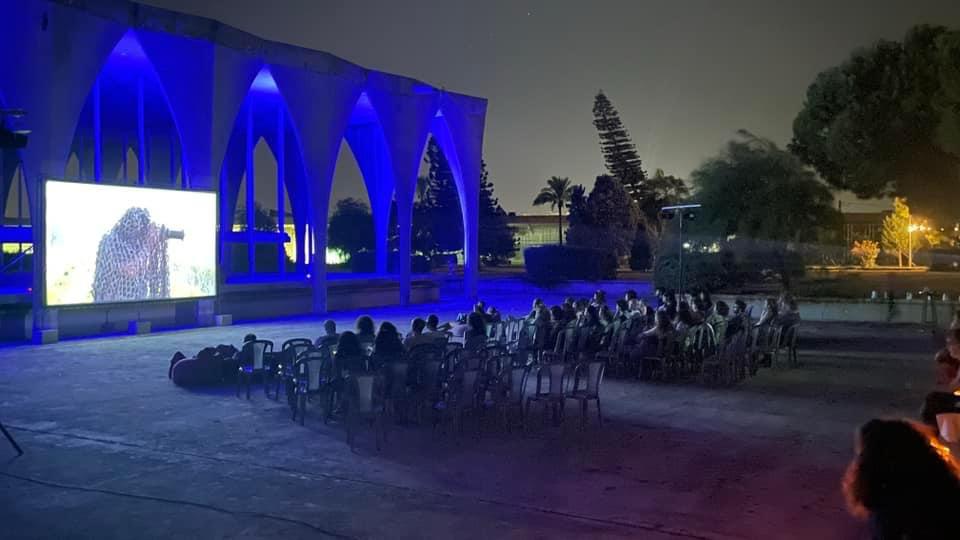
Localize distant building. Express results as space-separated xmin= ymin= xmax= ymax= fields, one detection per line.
xmin=506 ymin=213 xmax=568 ymax=263
xmin=843 ymin=211 xmax=890 ymax=246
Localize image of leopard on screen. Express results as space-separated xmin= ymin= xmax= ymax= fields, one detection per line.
xmin=44 ymin=180 xmax=217 ymax=306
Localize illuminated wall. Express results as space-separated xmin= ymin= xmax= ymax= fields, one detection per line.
xmin=0 ymin=0 xmax=486 ymax=334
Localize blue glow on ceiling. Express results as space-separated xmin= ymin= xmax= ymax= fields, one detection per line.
xmin=250 ymin=66 xmax=279 ymax=94
xmin=349 ymin=92 xmax=379 ymax=125
xmin=111 ymin=30 xmax=149 ymax=63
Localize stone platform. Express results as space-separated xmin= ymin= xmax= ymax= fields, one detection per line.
xmin=0 ymin=304 xmax=940 ymax=539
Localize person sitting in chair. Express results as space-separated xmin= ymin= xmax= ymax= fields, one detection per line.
xmin=404 ymin=318 xmax=437 ymax=350
xmin=316 ymin=320 xmax=339 ymax=349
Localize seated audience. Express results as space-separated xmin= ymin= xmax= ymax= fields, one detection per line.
xmin=698 ymin=290 xmax=714 ymax=317
xmin=404 ymin=318 xmax=436 ymax=350
xmin=577 ymin=304 xmax=604 ymax=356
xmin=726 ymin=300 xmax=747 ymax=337
xmin=632 ymin=310 xmax=675 ymax=379
xmin=779 ymin=298 xmax=801 ymax=329
xmin=425 ymin=314 xmax=451 ymax=334
xmin=707 ymin=301 xmax=729 ymax=343
xmin=463 ymin=311 xmax=488 ymax=352
xmin=315 ymin=319 xmax=339 ymax=349
xmin=527 ymin=298 xmax=545 ymax=322
xmin=591 ymin=290 xmax=608 ymax=310
xmin=355 ymin=315 xmax=376 ymax=348
xmin=373 ymin=322 xmax=405 ymax=365
xmin=624 ymin=289 xmax=638 ymax=302
xmin=921 ymin=339 xmax=960 ymax=427
xmin=335 ymin=331 xmax=366 ymax=373
xmin=843 ymin=418 xmax=960 ymax=539
xmin=486 ymin=306 xmax=502 ymax=324
xmin=613 ymin=299 xmax=630 ymax=323
xmin=562 ymin=297 xmax=578 ymax=323
xmin=754 ymin=298 xmax=779 ymax=328
xmin=675 ymin=301 xmax=701 ymax=333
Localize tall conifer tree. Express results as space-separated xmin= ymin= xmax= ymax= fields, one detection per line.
xmin=592 ymin=91 xmax=647 ymax=196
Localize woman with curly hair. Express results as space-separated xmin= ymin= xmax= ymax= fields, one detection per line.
xmin=843 ymin=418 xmax=960 ymax=539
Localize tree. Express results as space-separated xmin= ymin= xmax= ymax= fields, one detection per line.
xmin=328 ymin=198 xmax=374 ymax=257
xmin=791 ymin=25 xmax=960 ymax=224
xmin=567 ymin=175 xmax=640 ymax=257
xmin=532 ymin=176 xmax=573 ymax=245
xmin=478 ymin=160 xmax=518 ymax=265
xmin=412 ymin=137 xmax=464 ymax=257
xmin=593 ymin=91 xmax=646 ymax=195
xmin=691 ymin=130 xmax=838 ymax=242
xmin=592 ymin=92 xmax=688 ymax=258
xmin=881 ymin=197 xmax=911 ymax=267
xmin=234 ymin=202 xmax=278 ymax=232
xmin=851 ymin=240 xmax=880 ymax=269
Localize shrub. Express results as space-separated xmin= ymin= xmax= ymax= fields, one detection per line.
xmin=654 ymin=250 xmax=740 ymax=292
xmin=654 ymin=242 xmax=804 ymax=292
xmin=524 ymin=245 xmax=617 ymax=285
xmin=850 ymin=240 xmax=880 ymax=268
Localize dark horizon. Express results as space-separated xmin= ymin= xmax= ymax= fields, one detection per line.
xmin=143 ymin=0 xmax=960 ymax=215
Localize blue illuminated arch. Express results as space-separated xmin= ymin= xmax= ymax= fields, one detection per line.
xmin=66 ymin=29 xmax=188 ymax=187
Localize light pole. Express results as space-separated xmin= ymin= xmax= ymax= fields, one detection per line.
xmin=907 ymin=223 xmax=928 ymax=268
xmin=661 ymin=203 xmax=701 ymax=293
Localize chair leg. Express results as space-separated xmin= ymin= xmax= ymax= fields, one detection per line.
xmin=596 ymin=398 xmax=603 ymax=427
xmin=580 ymin=399 xmax=587 ymax=430
xmin=298 ymin=393 xmax=306 ymax=426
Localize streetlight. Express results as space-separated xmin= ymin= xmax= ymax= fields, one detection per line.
xmin=908 ymin=222 xmax=928 ymax=268
xmin=661 ymin=203 xmax=701 ymax=293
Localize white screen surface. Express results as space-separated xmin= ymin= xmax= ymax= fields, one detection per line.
xmin=44 ymin=181 xmax=216 ymax=306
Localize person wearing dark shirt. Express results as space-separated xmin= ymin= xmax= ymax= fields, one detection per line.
xmin=463 ymin=312 xmax=488 ymax=352
xmin=374 ymin=322 xmax=405 ymax=361
xmin=335 ymin=331 xmax=366 ymax=374
xmin=316 ymin=319 xmax=339 ymax=349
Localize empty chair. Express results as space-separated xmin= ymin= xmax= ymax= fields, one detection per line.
xmin=525 ymin=363 xmax=567 ymax=431
xmin=499 ymin=366 xmax=530 ymax=433
xmin=346 ymin=374 xmax=386 ymax=451
xmin=565 ymin=361 xmax=606 ymax=429
xmin=236 ymin=339 xmax=274 ymax=399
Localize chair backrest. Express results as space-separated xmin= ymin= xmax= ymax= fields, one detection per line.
xmin=249 ymin=340 xmax=273 ymax=370
xmin=283 ymin=338 xmax=314 ymax=363
xmin=460 ymin=369 xmax=481 ymax=403
xmin=539 ymin=363 xmax=566 ymax=396
xmin=581 ymin=361 xmax=605 ymax=397
xmin=783 ymin=324 xmax=799 ymax=347
xmin=388 ymin=361 xmax=409 ymax=396
xmin=421 ymin=360 xmax=443 ymax=392
xmin=408 ymin=344 xmax=444 ymax=364
xmin=562 ymin=325 xmax=580 ymax=355
xmin=445 ymin=347 xmax=464 ymax=370
xmin=351 ymin=375 xmax=379 ymax=414
xmin=509 ymin=367 xmax=529 ymax=403
xmin=295 ymin=350 xmax=326 ymax=391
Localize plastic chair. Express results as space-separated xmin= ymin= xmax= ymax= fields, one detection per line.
xmin=291 ymin=349 xmax=327 ymax=425
xmin=275 ymin=338 xmax=314 ymax=400
xmin=236 ymin=339 xmax=274 ymax=399
xmin=525 ymin=363 xmax=567 ymax=431
xmin=565 ymin=361 xmax=606 ymax=429
xmin=346 ymin=374 xmax=386 ymax=451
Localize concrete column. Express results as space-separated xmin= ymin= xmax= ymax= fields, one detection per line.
xmin=93 ymin=78 xmax=102 ymax=182
xmin=137 ymin=76 xmax=145 ymax=185
xmin=245 ymin=103 xmax=255 ymax=275
xmin=277 ymin=105 xmax=286 ymax=275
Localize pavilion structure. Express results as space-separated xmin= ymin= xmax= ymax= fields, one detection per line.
xmin=0 ymin=0 xmax=486 ymax=341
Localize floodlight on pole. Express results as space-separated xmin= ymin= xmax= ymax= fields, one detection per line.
xmin=661 ymin=203 xmax=702 ymax=293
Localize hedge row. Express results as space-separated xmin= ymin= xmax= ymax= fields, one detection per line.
xmin=524 ymin=245 xmax=618 ymax=285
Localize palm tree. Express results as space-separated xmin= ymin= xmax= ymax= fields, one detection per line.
xmin=532 ymin=176 xmax=573 ymax=246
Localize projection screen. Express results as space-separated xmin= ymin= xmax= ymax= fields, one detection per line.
xmin=44 ymin=180 xmax=217 ymax=306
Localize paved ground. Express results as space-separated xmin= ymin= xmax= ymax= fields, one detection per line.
xmin=0 ymin=298 xmax=942 ymax=539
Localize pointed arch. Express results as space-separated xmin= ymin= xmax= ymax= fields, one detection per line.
xmin=66 ymin=30 xmax=187 ymax=188
xmin=218 ymin=66 xmax=312 ymax=280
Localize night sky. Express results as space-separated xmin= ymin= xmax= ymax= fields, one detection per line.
xmin=144 ymin=0 xmax=960 ymax=215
